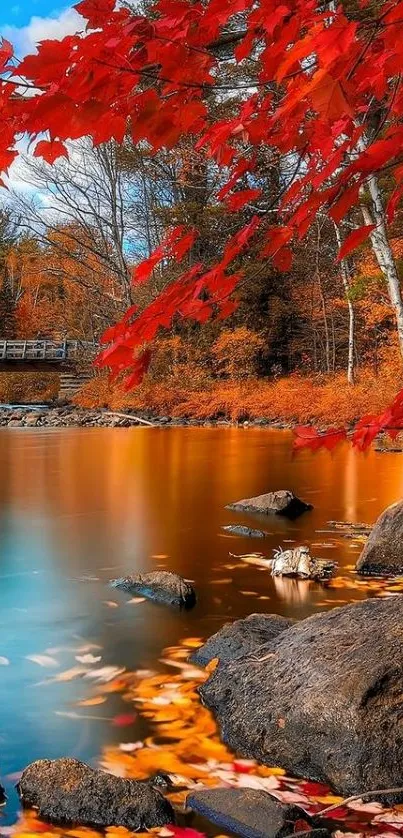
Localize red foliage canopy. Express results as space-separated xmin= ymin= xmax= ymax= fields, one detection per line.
xmin=1 ymin=0 xmax=403 ymax=445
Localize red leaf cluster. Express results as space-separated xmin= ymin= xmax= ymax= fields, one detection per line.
xmin=1 ymin=0 xmax=403 ymax=416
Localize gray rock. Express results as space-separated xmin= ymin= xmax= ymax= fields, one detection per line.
xmin=222 ymin=525 xmax=269 ymax=538
xmin=191 ymin=613 xmax=294 ymax=667
xmin=111 ymin=570 xmax=196 ymax=609
xmin=18 ymin=758 xmax=174 ymax=829
xmin=24 ymin=414 xmax=39 ymax=427
xmin=187 ymin=788 xmax=321 ymax=838
xmin=226 ymin=490 xmax=312 ymax=520
xmin=199 ymin=597 xmax=403 ymax=799
xmin=356 ymin=500 xmax=403 ymax=575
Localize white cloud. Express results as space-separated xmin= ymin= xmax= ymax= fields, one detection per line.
xmin=1 ymin=6 xmax=84 ymax=57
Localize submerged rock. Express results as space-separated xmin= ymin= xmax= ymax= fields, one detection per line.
xmin=191 ymin=613 xmax=294 ymax=667
xmin=356 ymin=500 xmax=403 ymax=575
xmin=221 ymin=525 xmax=269 ymax=538
xmin=200 ymin=597 xmax=403 ymax=799
xmin=226 ymin=490 xmax=312 ymax=520
xmin=111 ymin=570 xmax=196 ymax=609
xmin=271 ymin=546 xmax=336 ymax=581
xmin=18 ymin=758 xmax=174 ymax=829
xmin=187 ymin=788 xmax=323 ymax=838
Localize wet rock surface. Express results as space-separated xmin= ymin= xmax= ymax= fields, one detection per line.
xmin=191 ymin=613 xmax=294 ymax=667
xmin=199 ymin=597 xmax=403 ymax=799
xmin=271 ymin=546 xmax=336 ymax=581
xmin=187 ymin=788 xmax=322 ymax=838
xmin=222 ymin=524 xmax=269 ymax=538
xmin=226 ymin=490 xmax=313 ymax=519
xmin=111 ymin=570 xmax=196 ymax=609
xmin=356 ymin=500 xmax=403 ymax=575
xmin=18 ymin=758 xmax=174 ymax=830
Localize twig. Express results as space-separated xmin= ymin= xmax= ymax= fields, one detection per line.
xmin=281 ymin=785 xmax=403 ymax=838
xmin=318 ymin=785 xmax=403 ymax=816
xmin=104 ymin=411 xmax=155 ymax=426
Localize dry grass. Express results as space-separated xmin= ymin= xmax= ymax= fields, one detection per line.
xmin=75 ymin=364 xmax=402 ymax=426
xmin=0 ymin=372 xmax=59 ymax=404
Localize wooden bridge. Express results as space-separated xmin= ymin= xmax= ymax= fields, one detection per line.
xmin=0 ymin=340 xmax=97 ymax=376
xmin=0 ymin=339 xmax=80 ymax=363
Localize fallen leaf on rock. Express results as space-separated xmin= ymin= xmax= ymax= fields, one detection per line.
xmin=373 ymin=812 xmax=403 ymax=826
xmin=348 ymin=801 xmax=384 ymax=813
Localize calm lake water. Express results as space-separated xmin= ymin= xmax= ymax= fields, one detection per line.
xmin=0 ymin=427 xmax=402 ymax=824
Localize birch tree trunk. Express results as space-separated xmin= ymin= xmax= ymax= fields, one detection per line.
xmin=356 ymin=134 xmax=403 ymax=360
xmin=334 ymin=222 xmax=355 ymax=384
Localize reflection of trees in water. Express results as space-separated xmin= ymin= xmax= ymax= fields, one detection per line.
xmin=272 ymin=575 xmax=312 ymax=605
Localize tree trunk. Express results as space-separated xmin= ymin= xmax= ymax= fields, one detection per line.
xmin=358 ymin=160 xmax=403 ymax=360
xmin=334 ymin=222 xmax=355 ymax=384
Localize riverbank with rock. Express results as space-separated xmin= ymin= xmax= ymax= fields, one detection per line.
xmin=0 ymin=405 xmax=294 ymax=428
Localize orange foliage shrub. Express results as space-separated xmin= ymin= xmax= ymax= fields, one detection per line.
xmin=0 ymin=372 xmax=59 ymax=403
xmin=212 ymin=327 xmax=265 ymax=379
xmin=75 ymin=362 xmax=402 ymax=425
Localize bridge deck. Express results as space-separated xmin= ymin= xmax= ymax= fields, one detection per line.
xmin=0 ymin=340 xmax=81 ymax=362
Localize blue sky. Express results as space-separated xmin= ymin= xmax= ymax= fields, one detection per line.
xmin=0 ymin=0 xmax=72 ymax=27
xmin=0 ymin=2 xmax=82 ymax=56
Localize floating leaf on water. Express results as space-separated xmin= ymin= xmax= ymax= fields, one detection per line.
xmin=180 ymin=638 xmax=203 ymax=649
xmin=0 ymin=657 xmax=9 ymax=665
xmin=126 ymin=598 xmax=146 ymax=605
xmin=50 ymin=666 xmax=88 ymax=682
xmin=77 ymin=696 xmax=106 ymax=707
xmin=210 ymin=578 xmax=233 ymax=585
xmin=112 ymin=713 xmax=137 ymax=727
xmin=118 ymin=742 xmax=144 ymax=752
xmin=85 ymin=666 xmax=126 ymax=683
xmin=103 ymin=601 xmax=119 ymax=608
xmin=26 ymin=654 xmax=59 ymax=668
xmin=75 ymin=654 xmax=102 ymax=664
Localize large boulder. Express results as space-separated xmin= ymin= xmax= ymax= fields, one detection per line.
xmin=187 ymin=788 xmax=325 ymax=838
xmin=18 ymin=758 xmax=174 ymax=829
xmin=356 ymin=500 xmax=403 ymax=575
xmin=199 ymin=597 xmax=403 ymax=799
xmin=226 ymin=490 xmax=312 ymax=520
xmin=111 ymin=570 xmax=196 ymax=609
xmin=191 ymin=613 xmax=294 ymax=667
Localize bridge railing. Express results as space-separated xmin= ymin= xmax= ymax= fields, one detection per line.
xmin=0 ymin=340 xmax=82 ymax=362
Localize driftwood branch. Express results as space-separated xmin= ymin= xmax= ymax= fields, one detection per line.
xmin=104 ymin=411 xmax=155 ymax=427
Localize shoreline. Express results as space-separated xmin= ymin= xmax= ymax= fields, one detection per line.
xmin=0 ymin=405 xmax=295 ymax=429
